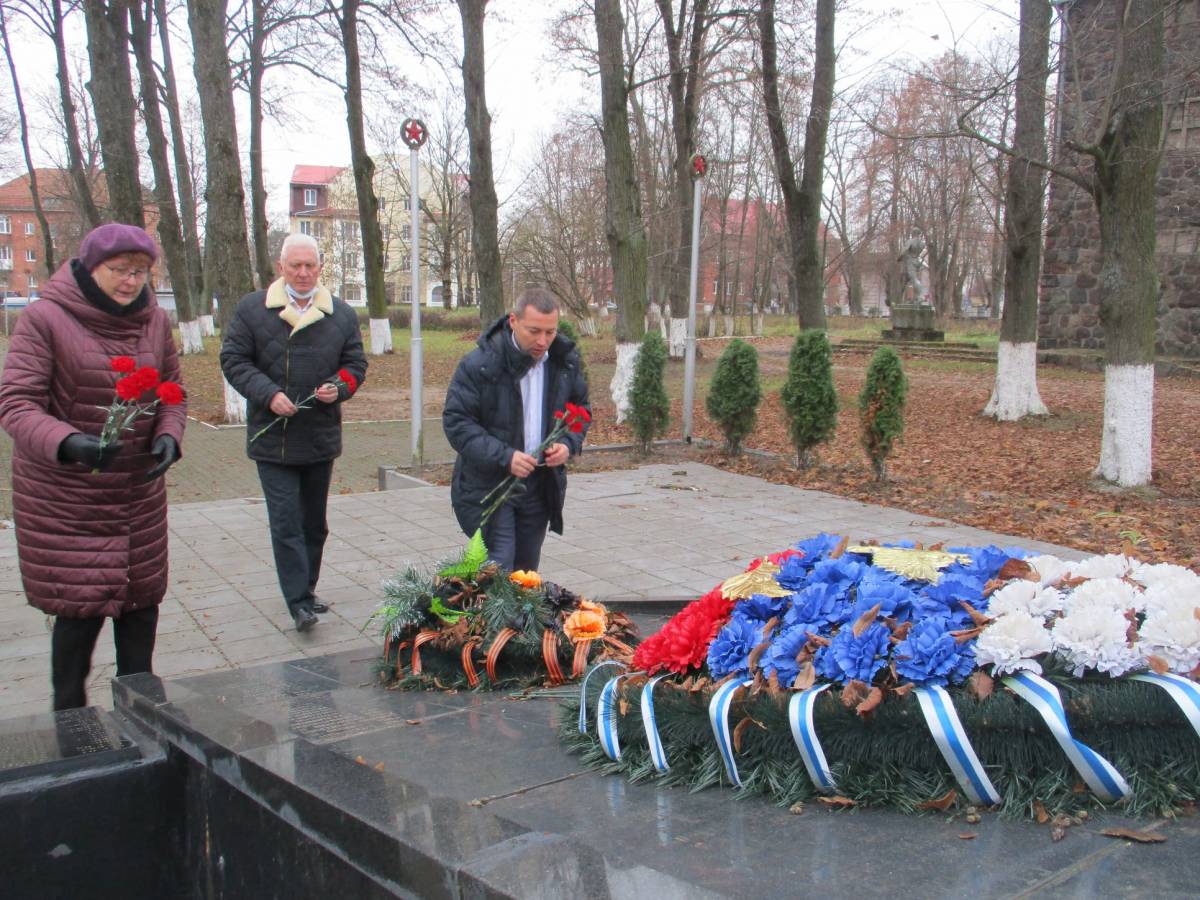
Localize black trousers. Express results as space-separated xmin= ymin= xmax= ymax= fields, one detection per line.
xmin=481 ymin=468 xmax=551 ymax=572
xmin=256 ymin=459 xmax=334 ymax=613
xmin=51 ymin=605 xmax=159 ymax=711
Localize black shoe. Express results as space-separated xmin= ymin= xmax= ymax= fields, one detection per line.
xmin=311 ymin=600 xmax=330 ymax=614
xmin=292 ymin=607 xmax=318 ymax=632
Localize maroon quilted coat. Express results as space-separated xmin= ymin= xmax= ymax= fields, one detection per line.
xmin=0 ymin=261 xmax=187 ymax=618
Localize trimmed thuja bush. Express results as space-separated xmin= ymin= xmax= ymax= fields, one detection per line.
xmin=860 ymin=346 xmax=907 ymax=481
xmin=780 ymin=329 xmax=838 ymax=468
xmin=556 ymin=319 xmax=587 ymax=378
xmin=628 ymin=331 xmax=670 ymax=454
xmin=705 ymin=338 xmax=761 ymax=454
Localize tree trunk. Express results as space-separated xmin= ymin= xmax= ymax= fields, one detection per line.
xmin=187 ymin=0 xmax=255 ymax=421
xmin=759 ymin=0 xmax=833 ymax=332
xmin=155 ymin=0 xmax=205 ymax=323
xmin=129 ymin=1 xmax=199 ymax=348
xmin=595 ymin=0 xmax=648 ymax=423
xmin=457 ymin=0 xmax=503 ymax=324
xmin=49 ymin=0 xmax=102 ymax=229
xmin=0 ymin=5 xmax=55 ymax=274
xmin=248 ymin=0 xmax=275 ymax=289
xmin=985 ymin=0 xmax=1049 ymax=420
xmin=337 ymin=0 xmax=390 ymax=353
xmin=656 ymin=0 xmax=710 ymax=355
xmin=1092 ymin=0 xmax=1164 ymax=487
xmin=83 ymin=1 xmax=143 ymax=225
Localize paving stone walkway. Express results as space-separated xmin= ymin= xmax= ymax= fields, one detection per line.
xmin=0 ymin=462 xmax=1083 ymax=719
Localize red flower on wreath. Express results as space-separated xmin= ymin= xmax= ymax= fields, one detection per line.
xmin=632 ymin=585 xmax=735 ymax=675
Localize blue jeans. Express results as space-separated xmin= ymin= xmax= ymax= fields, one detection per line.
xmin=482 ymin=469 xmax=550 ymax=572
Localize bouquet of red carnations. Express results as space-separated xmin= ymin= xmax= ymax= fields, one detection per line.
xmin=249 ymin=368 xmax=358 ymax=443
xmin=96 ymin=356 xmax=185 ymax=471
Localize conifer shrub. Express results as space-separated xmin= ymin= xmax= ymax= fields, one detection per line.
xmin=780 ymin=329 xmax=838 ymax=468
xmin=705 ymin=338 xmax=761 ymax=455
xmin=628 ymin=331 xmax=669 ymax=454
xmin=859 ymin=346 xmax=907 ymax=481
xmin=556 ymin=319 xmax=587 ymax=377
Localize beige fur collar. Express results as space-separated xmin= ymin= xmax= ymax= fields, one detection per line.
xmin=265 ymin=277 xmax=334 ymax=334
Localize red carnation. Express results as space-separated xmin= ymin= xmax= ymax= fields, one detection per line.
xmin=156 ymin=381 xmax=185 ymax=405
xmin=111 ymin=356 xmax=136 ymax=374
xmin=131 ymin=366 xmax=160 ymax=393
xmin=115 ymin=377 xmax=142 ymax=402
xmin=337 ymin=368 xmax=358 ymax=394
xmin=632 ymin=585 xmax=734 ymax=675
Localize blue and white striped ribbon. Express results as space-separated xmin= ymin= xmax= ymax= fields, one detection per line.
xmin=597 ymin=674 xmax=631 ymax=761
xmin=787 ymin=684 xmax=837 ymax=793
xmin=708 ymin=677 xmax=755 ymax=787
xmin=640 ymin=675 xmax=672 ymax=772
xmin=578 ymin=661 xmax=627 ymax=734
xmin=1003 ymin=671 xmax=1131 ymax=802
xmin=1130 ymin=672 xmax=1200 ymax=739
xmin=914 ymin=685 xmax=1000 ymax=806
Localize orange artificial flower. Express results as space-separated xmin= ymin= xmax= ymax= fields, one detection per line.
xmin=564 ymin=604 xmax=607 ymax=643
xmin=509 ymin=569 xmax=542 ymax=589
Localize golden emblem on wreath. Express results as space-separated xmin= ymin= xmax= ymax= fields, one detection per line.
xmin=721 ymin=560 xmax=792 ymax=600
xmin=846 ymin=546 xmax=972 ymax=583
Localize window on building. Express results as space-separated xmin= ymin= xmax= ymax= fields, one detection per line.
xmin=299 ymin=219 xmax=313 ymax=236
xmin=342 ymin=253 xmax=356 ymax=273
xmin=400 ymin=284 xmax=412 ymax=304
xmin=342 ymin=284 xmax=361 ymax=304
xmin=24 ymin=222 xmax=34 ymax=236
xmin=0 ymin=216 xmax=10 ymax=234
xmin=400 ymin=253 xmax=411 ymax=270
xmin=25 ymin=249 xmax=36 ymax=262
xmin=303 ymin=188 xmax=317 ymax=207
xmin=0 ymin=246 xmax=12 ymax=267
xmin=27 ymin=274 xmax=37 ymax=288
xmin=341 ymin=220 xmax=360 ymax=241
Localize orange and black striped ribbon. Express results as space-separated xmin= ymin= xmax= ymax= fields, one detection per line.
xmin=542 ymin=629 xmax=565 ymax=684
xmin=485 ymin=627 xmax=519 ymax=683
xmin=461 ymin=638 xmax=482 ymax=688
xmin=572 ymin=639 xmax=592 ymax=678
xmin=410 ymin=629 xmax=440 ymax=675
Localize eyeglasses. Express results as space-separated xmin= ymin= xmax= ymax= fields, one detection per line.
xmin=104 ymin=264 xmax=151 ymax=281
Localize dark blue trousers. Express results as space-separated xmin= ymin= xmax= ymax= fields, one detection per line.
xmin=482 ymin=468 xmax=550 ymax=572
xmin=256 ymin=460 xmax=334 ymax=613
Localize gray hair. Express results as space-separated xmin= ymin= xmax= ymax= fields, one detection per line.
xmin=280 ymin=231 xmax=320 ymax=262
xmin=513 ymin=286 xmax=560 ymax=318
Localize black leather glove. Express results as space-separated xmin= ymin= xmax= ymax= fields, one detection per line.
xmin=58 ymin=433 xmax=123 ymax=470
xmin=142 ymin=434 xmax=179 ymax=481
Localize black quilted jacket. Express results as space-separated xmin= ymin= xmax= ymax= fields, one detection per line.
xmin=220 ymin=286 xmax=367 ymax=464
xmin=443 ymin=315 xmax=589 ymax=537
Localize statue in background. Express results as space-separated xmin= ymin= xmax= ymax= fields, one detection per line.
xmin=898 ymin=236 xmax=928 ymax=304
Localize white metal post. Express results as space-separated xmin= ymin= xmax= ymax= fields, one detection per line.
xmin=402 ymin=119 xmax=428 ymax=470
xmin=682 ymin=159 xmax=705 ymax=442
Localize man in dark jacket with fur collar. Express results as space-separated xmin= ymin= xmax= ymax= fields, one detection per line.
xmin=221 ymin=233 xmax=367 ymax=632
xmin=443 ymin=287 xmax=590 ymax=572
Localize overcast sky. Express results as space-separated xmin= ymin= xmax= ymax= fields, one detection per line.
xmin=2 ymin=1 xmax=1017 ymax=220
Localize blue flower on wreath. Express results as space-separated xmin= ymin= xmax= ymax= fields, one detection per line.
xmin=809 ymin=556 xmax=869 ymax=599
xmin=707 ymin=613 xmax=767 ymax=680
xmin=949 ymin=544 xmax=1027 ymax=581
xmin=734 ymin=592 xmax=790 ymax=623
xmin=824 ymin=621 xmax=892 ymax=684
xmin=783 ymin=583 xmax=844 ymax=630
xmin=762 ymin=623 xmax=819 ymax=688
xmin=776 ymin=534 xmax=851 ymax=589
xmin=854 ymin=575 xmax=918 ymax=623
xmin=893 ymin=617 xmax=976 ymax=686
xmin=919 ymin=572 xmax=986 ymax=616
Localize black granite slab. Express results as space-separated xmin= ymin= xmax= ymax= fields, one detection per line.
xmin=111 ymin=652 xmax=1200 ymax=899
xmin=0 ymin=707 xmax=139 ymax=784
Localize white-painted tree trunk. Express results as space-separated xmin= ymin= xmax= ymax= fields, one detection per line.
xmin=1095 ymin=364 xmax=1154 ymax=487
xmin=983 ymin=341 xmax=1048 ymax=420
xmin=753 ymin=313 xmax=765 ymax=335
xmin=580 ymin=317 xmax=598 ymax=337
xmin=723 ymin=315 xmax=734 ymax=336
xmin=668 ymin=317 xmax=687 ymax=357
xmin=223 ymin=377 xmax=247 ymax=425
xmin=610 ymin=341 xmax=638 ymax=424
xmin=178 ymin=318 xmax=204 ymax=354
xmin=707 ymin=316 xmax=717 ymax=337
xmin=200 ymin=314 xmax=215 ymax=337
xmin=369 ymin=318 xmax=393 ymax=354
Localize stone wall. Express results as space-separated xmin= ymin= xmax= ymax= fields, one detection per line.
xmin=1039 ymin=0 xmax=1200 ymax=358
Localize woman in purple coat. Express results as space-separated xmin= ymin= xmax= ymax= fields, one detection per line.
xmin=0 ymin=223 xmax=187 ymax=710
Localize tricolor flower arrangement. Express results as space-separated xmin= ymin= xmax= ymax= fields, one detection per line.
xmin=564 ymin=534 xmax=1200 ymax=819
xmin=97 ymin=356 xmax=185 ymax=468
xmin=371 ymin=530 xmax=637 ymax=690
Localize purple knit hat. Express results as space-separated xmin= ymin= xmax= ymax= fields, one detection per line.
xmin=78 ymin=223 xmax=159 ymax=271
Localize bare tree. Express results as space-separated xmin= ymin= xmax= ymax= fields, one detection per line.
xmin=595 ymin=0 xmax=649 ymax=421
xmin=186 ymin=0 xmax=256 ymax=421
xmin=129 ymin=0 xmax=200 ymax=350
xmin=457 ymin=0 xmax=503 ymax=324
xmin=0 ymin=3 xmax=56 ymax=274
xmin=759 ymin=0 xmax=834 ymax=331
xmin=83 ymin=1 xmax=143 ymax=225
xmin=983 ymin=0 xmax=1050 ymax=421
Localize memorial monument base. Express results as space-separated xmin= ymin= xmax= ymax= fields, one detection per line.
xmin=883 ymin=303 xmax=944 ymax=341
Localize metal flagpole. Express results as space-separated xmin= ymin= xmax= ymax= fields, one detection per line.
xmin=402 ymin=118 xmax=428 ymax=470
xmin=682 ymin=153 xmax=707 ymax=443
